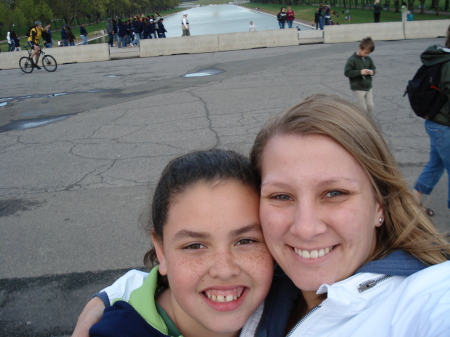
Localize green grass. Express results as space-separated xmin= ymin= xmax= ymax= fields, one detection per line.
xmin=241 ymin=3 xmax=446 ymax=25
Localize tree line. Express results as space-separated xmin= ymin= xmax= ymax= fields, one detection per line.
xmin=1 ymin=0 xmax=181 ymax=36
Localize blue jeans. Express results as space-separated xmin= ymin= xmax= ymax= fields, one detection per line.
xmin=118 ymin=36 xmax=125 ymax=48
xmin=319 ymin=17 xmax=325 ymax=30
xmin=414 ymin=120 xmax=450 ymax=208
xmin=81 ymin=35 xmax=88 ymax=45
xmin=287 ymin=20 xmax=293 ymax=28
xmin=131 ymin=33 xmax=140 ymax=46
xmin=278 ymin=21 xmax=285 ymax=29
xmin=107 ymin=33 xmax=114 ymax=47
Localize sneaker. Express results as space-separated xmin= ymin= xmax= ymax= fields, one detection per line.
xmin=35 ymin=64 xmax=41 ymax=70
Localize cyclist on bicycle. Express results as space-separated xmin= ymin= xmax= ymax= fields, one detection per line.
xmin=27 ymin=21 xmax=44 ymax=70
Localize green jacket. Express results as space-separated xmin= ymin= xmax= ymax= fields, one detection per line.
xmin=344 ymin=52 xmax=376 ymax=91
xmin=421 ymin=44 xmax=450 ymax=126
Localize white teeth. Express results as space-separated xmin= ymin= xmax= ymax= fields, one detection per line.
xmin=206 ymin=292 xmax=241 ymax=303
xmin=294 ymin=246 xmax=333 ymax=259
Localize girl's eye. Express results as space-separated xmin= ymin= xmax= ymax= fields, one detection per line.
xmin=183 ymin=243 xmax=205 ymax=250
xmin=236 ymin=238 xmax=256 ymax=246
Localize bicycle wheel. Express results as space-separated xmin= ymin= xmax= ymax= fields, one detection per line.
xmin=42 ymin=55 xmax=57 ymax=72
xmin=19 ymin=57 xmax=34 ymax=73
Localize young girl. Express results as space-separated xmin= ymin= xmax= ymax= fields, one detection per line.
xmin=80 ymin=149 xmax=274 ymax=337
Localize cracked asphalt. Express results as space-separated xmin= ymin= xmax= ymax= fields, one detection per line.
xmin=1 ymin=38 xmax=449 ymax=336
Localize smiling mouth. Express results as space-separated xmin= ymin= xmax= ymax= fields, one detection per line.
xmin=294 ymin=246 xmax=335 ymax=259
xmin=204 ymin=287 xmax=245 ymax=303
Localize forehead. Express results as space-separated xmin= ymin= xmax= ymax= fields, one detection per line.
xmin=261 ymin=134 xmax=370 ymax=184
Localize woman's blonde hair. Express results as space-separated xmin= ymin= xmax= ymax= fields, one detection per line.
xmin=250 ymin=94 xmax=449 ymax=266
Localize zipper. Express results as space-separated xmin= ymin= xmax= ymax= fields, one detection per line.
xmin=286 ymin=304 xmax=322 ymax=337
xmin=358 ymin=274 xmax=393 ymax=293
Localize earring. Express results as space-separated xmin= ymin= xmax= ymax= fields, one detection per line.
xmin=379 ymin=217 xmax=383 ymax=224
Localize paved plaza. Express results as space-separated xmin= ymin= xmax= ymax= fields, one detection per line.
xmin=0 ymin=37 xmax=448 ymax=336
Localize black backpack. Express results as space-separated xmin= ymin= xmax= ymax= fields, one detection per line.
xmin=27 ymin=25 xmax=35 ymax=38
xmin=404 ymin=63 xmax=446 ymax=119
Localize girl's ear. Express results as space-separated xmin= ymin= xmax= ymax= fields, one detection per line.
xmin=152 ymin=234 xmax=167 ymax=276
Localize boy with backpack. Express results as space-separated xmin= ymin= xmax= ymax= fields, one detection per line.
xmin=411 ymin=25 xmax=450 ymax=216
xmin=344 ymin=37 xmax=376 ymax=113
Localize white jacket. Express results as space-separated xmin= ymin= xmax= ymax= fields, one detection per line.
xmin=287 ymin=261 xmax=450 ymax=337
xmin=97 ymin=256 xmax=450 ymax=337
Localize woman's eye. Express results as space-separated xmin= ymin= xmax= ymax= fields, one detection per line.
xmin=273 ymin=194 xmax=292 ymax=201
xmin=183 ymin=243 xmax=205 ymax=250
xmin=325 ymin=190 xmax=344 ymax=198
xmin=236 ymin=238 xmax=256 ymax=246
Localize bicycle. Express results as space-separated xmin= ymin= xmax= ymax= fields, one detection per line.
xmin=19 ymin=45 xmax=57 ymax=73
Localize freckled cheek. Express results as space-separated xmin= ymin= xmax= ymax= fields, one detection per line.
xmin=167 ymin=255 xmax=206 ymax=280
xmin=238 ymin=249 xmax=274 ymax=278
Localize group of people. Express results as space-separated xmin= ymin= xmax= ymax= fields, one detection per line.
xmin=6 ymin=31 xmax=20 ymax=51
xmin=314 ymin=3 xmax=332 ymax=30
xmin=277 ymin=7 xmax=295 ymax=29
xmin=71 ymin=26 xmax=450 ymax=337
xmin=105 ymin=14 xmax=167 ymax=48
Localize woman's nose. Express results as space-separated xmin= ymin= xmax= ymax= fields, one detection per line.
xmin=289 ymin=201 xmax=327 ymax=241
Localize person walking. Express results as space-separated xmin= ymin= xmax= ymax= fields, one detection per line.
xmin=106 ymin=18 xmax=114 ymax=47
xmin=66 ymin=25 xmax=76 ymax=46
xmin=181 ymin=13 xmax=190 ymax=36
xmin=43 ymin=23 xmax=53 ymax=48
xmin=60 ymin=25 xmax=68 ymax=46
xmin=249 ymin=21 xmax=256 ymax=32
xmin=286 ymin=7 xmax=295 ymax=28
xmin=157 ymin=18 xmax=167 ymax=38
xmin=413 ymin=25 xmax=450 ymax=216
xmin=80 ymin=23 xmax=88 ymax=45
xmin=373 ymin=0 xmax=382 ymax=22
xmin=277 ymin=7 xmax=287 ymax=29
xmin=7 ymin=32 xmax=14 ymax=51
xmin=314 ymin=8 xmax=321 ymax=30
xmin=10 ymin=31 xmax=20 ymax=51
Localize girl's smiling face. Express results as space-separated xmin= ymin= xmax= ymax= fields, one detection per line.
xmin=154 ymin=179 xmax=273 ymax=337
xmin=259 ymin=134 xmax=383 ymax=307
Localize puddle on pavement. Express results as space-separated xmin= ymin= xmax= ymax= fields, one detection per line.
xmin=0 ymin=114 xmax=75 ymax=133
xmin=0 ymin=102 xmax=7 ymax=107
xmin=0 ymin=89 xmax=116 ymax=105
xmin=182 ymin=68 xmax=225 ymax=78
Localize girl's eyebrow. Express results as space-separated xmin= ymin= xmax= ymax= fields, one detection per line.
xmin=230 ymin=224 xmax=262 ymax=237
xmin=172 ymin=230 xmax=210 ymax=242
xmin=172 ymin=224 xmax=261 ymax=242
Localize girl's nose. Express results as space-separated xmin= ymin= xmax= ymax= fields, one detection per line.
xmin=208 ymin=251 xmax=241 ymax=279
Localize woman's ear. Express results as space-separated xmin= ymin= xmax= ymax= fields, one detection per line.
xmin=152 ymin=234 xmax=167 ymax=275
xmin=375 ymin=202 xmax=384 ymax=228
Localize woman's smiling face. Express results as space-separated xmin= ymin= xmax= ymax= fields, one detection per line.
xmin=259 ymin=134 xmax=383 ymax=305
xmin=154 ymin=179 xmax=273 ymax=337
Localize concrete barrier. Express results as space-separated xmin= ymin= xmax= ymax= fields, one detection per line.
xmin=405 ymin=19 xmax=450 ymax=39
xmin=0 ymin=43 xmax=110 ymax=70
xmin=43 ymin=44 xmax=110 ymax=64
xmin=140 ymin=35 xmax=220 ymax=57
xmin=324 ymin=22 xmax=404 ymax=43
xmin=298 ymin=29 xmax=324 ymax=44
xmin=0 ymin=50 xmax=30 ymax=70
xmin=140 ymin=28 xmax=299 ymax=57
xmin=218 ymin=28 xmax=299 ymax=51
